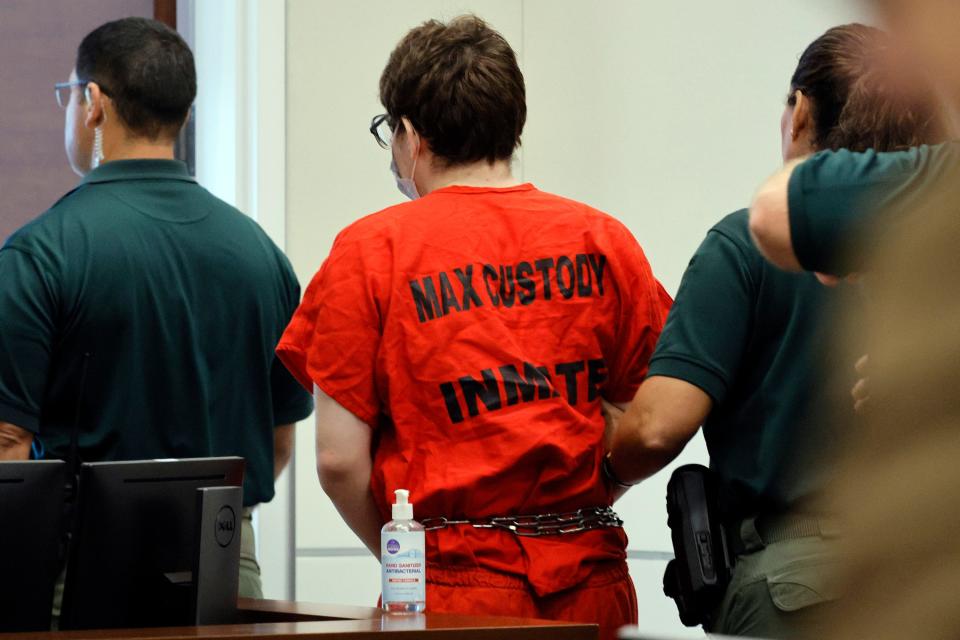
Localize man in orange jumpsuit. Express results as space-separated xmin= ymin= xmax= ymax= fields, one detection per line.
xmin=277 ymin=16 xmax=671 ymax=640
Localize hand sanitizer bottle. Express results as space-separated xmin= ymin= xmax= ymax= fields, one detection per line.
xmin=381 ymin=489 xmax=426 ymax=613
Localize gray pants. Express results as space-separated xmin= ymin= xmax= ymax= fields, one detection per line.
xmin=705 ymin=519 xmax=840 ymax=639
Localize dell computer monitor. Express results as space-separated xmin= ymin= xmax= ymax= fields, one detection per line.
xmin=0 ymin=460 xmax=67 ymax=633
xmin=60 ymin=457 xmax=244 ymax=630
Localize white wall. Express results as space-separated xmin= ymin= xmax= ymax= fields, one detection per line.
xmin=283 ymin=1 xmax=868 ymax=636
xmin=190 ymin=0 xmax=294 ymax=600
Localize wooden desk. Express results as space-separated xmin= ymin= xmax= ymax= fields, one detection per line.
xmin=3 ymin=599 xmax=597 ymax=639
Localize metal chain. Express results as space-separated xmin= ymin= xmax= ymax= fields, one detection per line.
xmin=420 ymin=506 xmax=623 ymax=537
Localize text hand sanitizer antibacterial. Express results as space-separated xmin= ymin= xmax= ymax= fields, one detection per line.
xmin=381 ymin=489 xmax=426 ymax=613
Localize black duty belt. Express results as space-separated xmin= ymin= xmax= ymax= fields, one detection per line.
xmin=420 ymin=506 xmax=623 ymax=537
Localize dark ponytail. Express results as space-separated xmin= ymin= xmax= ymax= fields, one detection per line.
xmin=789 ymin=24 xmax=942 ymax=153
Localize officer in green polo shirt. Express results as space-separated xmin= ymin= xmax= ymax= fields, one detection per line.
xmin=750 ymin=142 xmax=960 ymax=278
xmin=607 ymin=25 xmax=941 ymax=638
xmin=0 ymin=18 xmax=312 ymax=599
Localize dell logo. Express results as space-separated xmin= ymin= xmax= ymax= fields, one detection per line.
xmin=215 ymin=505 xmax=237 ymax=547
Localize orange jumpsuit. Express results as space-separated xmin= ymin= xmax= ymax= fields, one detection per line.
xmin=278 ymin=184 xmax=671 ymax=640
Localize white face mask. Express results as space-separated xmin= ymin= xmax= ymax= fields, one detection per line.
xmin=390 ymin=123 xmax=420 ymax=200
xmin=390 ymin=157 xmax=419 ymax=200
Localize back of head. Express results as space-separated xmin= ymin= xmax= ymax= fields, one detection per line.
xmin=379 ymin=15 xmax=526 ymax=166
xmin=790 ymin=23 xmax=943 ymax=152
xmin=76 ymin=17 xmax=196 ymax=141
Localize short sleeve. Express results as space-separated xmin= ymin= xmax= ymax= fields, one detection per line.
xmin=604 ymin=226 xmax=673 ymax=403
xmin=276 ymin=234 xmax=383 ymax=425
xmin=270 ymin=266 xmax=315 ymax=425
xmin=270 ymin=355 xmax=315 ymax=425
xmin=647 ymin=227 xmax=756 ymax=405
xmin=788 ymin=143 xmax=959 ymax=275
xmin=0 ymin=247 xmax=60 ymax=433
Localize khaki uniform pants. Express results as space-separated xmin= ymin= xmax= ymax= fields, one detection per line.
xmin=238 ymin=506 xmax=263 ymax=599
xmin=705 ymin=518 xmax=840 ymax=639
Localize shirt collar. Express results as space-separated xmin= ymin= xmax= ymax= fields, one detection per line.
xmin=431 ymin=183 xmax=536 ymax=196
xmin=80 ymin=159 xmax=196 ymax=186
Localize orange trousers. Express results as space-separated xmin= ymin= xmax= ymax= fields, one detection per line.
xmin=426 ymin=561 xmax=638 ymax=640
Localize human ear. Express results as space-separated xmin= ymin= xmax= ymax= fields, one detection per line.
xmin=83 ymin=82 xmax=106 ymax=129
xmin=791 ymin=90 xmax=814 ymax=144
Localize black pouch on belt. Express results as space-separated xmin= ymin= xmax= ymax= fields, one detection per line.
xmin=662 ymin=464 xmax=735 ymax=627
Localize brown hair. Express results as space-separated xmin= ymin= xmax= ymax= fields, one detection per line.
xmin=789 ymin=24 xmax=941 ymax=152
xmin=379 ymin=15 xmax=526 ymax=166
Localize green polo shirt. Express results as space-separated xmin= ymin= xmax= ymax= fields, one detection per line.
xmin=787 ymin=142 xmax=960 ymax=275
xmin=0 ymin=159 xmax=312 ymax=506
xmin=648 ymin=210 xmax=856 ymax=519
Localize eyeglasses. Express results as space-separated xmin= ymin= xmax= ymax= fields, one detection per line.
xmin=54 ymin=80 xmax=86 ymax=109
xmin=54 ymin=79 xmax=110 ymax=109
xmin=370 ymin=113 xmax=396 ymax=149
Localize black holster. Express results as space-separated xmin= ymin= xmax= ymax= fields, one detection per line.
xmin=662 ymin=464 xmax=735 ymax=627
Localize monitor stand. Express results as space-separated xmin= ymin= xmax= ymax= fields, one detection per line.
xmin=159 ymin=486 xmax=243 ymax=626
xmin=192 ymin=486 xmax=242 ymax=626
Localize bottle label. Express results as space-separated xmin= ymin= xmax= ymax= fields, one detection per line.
xmin=381 ymin=531 xmax=426 ymax=604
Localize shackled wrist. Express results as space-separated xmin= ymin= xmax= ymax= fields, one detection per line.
xmin=603 ymin=453 xmax=636 ymax=489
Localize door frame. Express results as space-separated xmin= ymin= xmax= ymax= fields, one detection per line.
xmin=175 ymin=0 xmax=294 ymax=600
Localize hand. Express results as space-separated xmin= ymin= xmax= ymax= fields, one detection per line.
xmin=601 ymin=399 xmax=625 ymax=453
xmin=0 ymin=421 xmax=32 ymax=460
xmin=852 ymin=355 xmax=871 ymax=414
xmin=815 ymin=272 xmax=862 ymax=287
